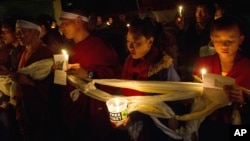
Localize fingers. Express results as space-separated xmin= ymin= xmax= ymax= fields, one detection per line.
xmin=123 ymin=116 xmax=130 ymax=127
xmin=224 ymin=85 xmax=244 ymax=104
xmin=66 ymin=66 xmax=88 ymax=79
xmin=68 ymin=63 xmax=80 ymax=69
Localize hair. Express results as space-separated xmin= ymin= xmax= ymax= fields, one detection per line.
xmin=1 ymin=16 xmax=18 ymax=31
xmin=210 ymin=15 xmax=250 ymax=58
xmin=195 ymin=0 xmax=216 ymax=17
xmin=36 ymin=14 xmax=57 ymax=31
xmin=128 ymin=16 xmax=176 ymax=59
xmin=210 ymin=15 xmax=245 ymax=35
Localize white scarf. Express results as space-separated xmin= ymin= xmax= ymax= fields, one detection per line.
xmin=0 ymin=58 xmax=54 ymax=106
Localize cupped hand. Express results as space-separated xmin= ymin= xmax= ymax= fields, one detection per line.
xmin=223 ymin=84 xmax=245 ymax=105
xmin=66 ymin=63 xmax=88 ymax=79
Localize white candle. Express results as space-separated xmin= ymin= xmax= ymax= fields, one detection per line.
xmin=178 ymin=5 xmax=183 ymax=17
xmin=62 ymin=49 xmax=69 ymax=70
xmin=201 ymin=68 xmax=207 ymax=80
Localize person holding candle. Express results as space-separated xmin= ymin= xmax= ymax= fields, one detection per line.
xmin=175 ymin=0 xmax=215 ymax=82
xmin=121 ymin=16 xmax=189 ymax=141
xmin=192 ymin=15 xmax=250 ymax=141
xmin=59 ymin=9 xmax=127 ymax=141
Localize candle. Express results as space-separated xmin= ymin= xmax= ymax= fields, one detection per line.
xmin=201 ymin=68 xmax=207 ymax=80
xmin=178 ymin=5 xmax=183 ymax=17
xmin=62 ymin=49 xmax=69 ymax=70
xmin=106 ymin=97 xmax=128 ymax=127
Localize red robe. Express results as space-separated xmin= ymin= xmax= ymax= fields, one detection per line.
xmin=60 ymin=35 xmax=126 ymax=141
xmin=16 ymin=45 xmax=55 ymax=140
xmin=193 ymin=53 xmax=250 ymax=89
xmin=193 ymin=53 xmax=250 ymax=141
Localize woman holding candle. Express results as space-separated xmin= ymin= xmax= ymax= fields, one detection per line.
xmin=121 ymin=16 xmax=189 ymax=141
xmin=192 ymin=15 xmax=250 ymax=141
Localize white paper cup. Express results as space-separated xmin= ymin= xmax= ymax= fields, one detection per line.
xmin=106 ymin=97 xmax=128 ymax=127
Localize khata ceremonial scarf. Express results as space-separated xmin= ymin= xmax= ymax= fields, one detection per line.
xmin=60 ymin=11 xmax=89 ymax=22
xmin=16 ymin=20 xmax=41 ymax=33
xmin=0 ymin=58 xmax=54 ymax=106
xmin=121 ymin=46 xmax=173 ymax=96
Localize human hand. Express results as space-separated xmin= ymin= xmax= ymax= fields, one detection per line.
xmin=11 ymin=72 xmax=34 ymax=86
xmin=123 ymin=115 xmax=131 ymax=127
xmin=66 ymin=63 xmax=88 ymax=79
xmin=223 ymin=84 xmax=245 ymax=105
xmin=175 ymin=16 xmax=185 ymax=30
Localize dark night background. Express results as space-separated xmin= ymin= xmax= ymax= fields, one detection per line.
xmin=0 ymin=0 xmax=249 ymax=19
xmin=61 ymin=0 xmax=249 ymax=15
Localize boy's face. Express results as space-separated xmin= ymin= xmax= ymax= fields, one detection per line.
xmin=211 ymin=25 xmax=245 ymax=58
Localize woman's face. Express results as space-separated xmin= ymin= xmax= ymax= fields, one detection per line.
xmin=211 ymin=25 xmax=245 ymax=58
xmin=126 ymin=31 xmax=153 ymax=59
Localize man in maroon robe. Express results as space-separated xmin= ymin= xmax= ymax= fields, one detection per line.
xmin=59 ymin=10 xmax=128 ymax=141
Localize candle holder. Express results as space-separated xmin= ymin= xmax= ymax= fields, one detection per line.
xmin=106 ymin=97 xmax=128 ymax=128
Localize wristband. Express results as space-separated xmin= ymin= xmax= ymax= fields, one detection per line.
xmin=88 ymin=71 xmax=94 ymax=79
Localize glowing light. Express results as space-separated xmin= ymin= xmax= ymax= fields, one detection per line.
xmin=201 ymin=68 xmax=207 ymax=80
xmin=62 ymin=49 xmax=69 ymax=70
xmin=178 ymin=5 xmax=183 ymax=17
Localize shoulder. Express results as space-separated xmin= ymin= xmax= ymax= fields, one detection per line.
xmin=148 ymin=53 xmax=173 ymax=77
xmin=37 ymin=44 xmax=53 ymax=57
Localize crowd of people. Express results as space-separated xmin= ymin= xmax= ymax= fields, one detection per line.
xmin=0 ymin=0 xmax=249 ymax=141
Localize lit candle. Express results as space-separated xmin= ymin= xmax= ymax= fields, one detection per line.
xmin=106 ymin=97 xmax=128 ymax=127
xmin=178 ymin=5 xmax=183 ymax=17
xmin=201 ymin=68 xmax=207 ymax=80
xmin=126 ymin=23 xmax=130 ymax=27
xmin=62 ymin=49 xmax=69 ymax=70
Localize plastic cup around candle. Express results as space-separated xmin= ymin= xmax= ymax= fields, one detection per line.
xmin=106 ymin=97 xmax=128 ymax=128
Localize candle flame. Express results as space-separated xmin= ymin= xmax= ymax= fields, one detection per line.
xmin=179 ymin=6 xmax=183 ymax=12
xmin=201 ymin=68 xmax=207 ymax=75
xmin=178 ymin=5 xmax=183 ymax=17
xmin=62 ymin=49 xmax=67 ymax=56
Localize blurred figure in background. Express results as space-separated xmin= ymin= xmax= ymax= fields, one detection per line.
xmin=0 ymin=16 xmax=25 ymax=141
xmin=0 ymin=16 xmax=25 ymax=74
xmin=0 ymin=21 xmax=11 ymax=67
xmin=36 ymin=14 xmax=64 ymax=54
xmin=175 ymin=0 xmax=215 ymax=82
xmin=95 ymin=16 xmax=107 ymax=30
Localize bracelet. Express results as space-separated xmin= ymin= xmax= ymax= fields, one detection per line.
xmin=88 ymin=71 xmax=94 ymax=79
xmin=240 ymin=102 xmax=246 ymax=108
